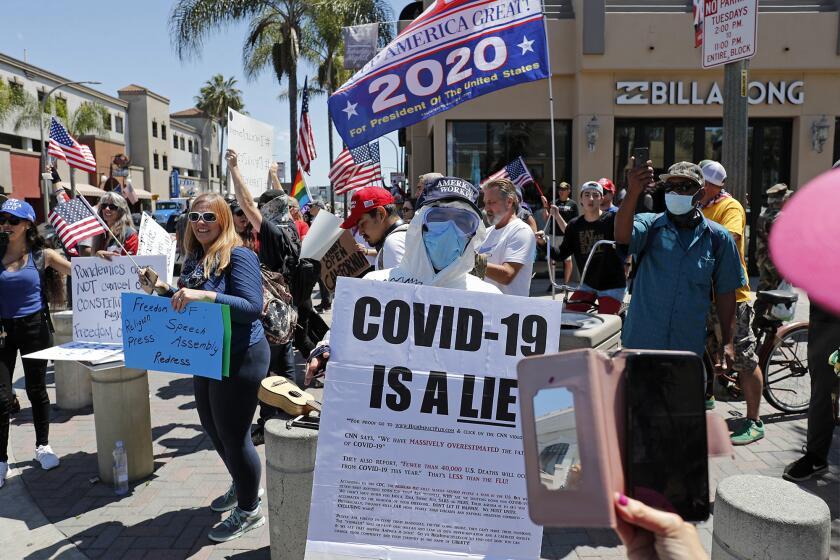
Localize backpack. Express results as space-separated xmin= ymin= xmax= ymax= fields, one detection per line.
xmin=259 ymin=264 xmax=297 ymax=345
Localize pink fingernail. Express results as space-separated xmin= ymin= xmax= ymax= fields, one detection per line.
xmin=618 ymin=494 xmax=629 ymax=506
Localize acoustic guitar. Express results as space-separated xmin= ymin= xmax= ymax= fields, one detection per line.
xmin=258 ymin=377 xmax=321 ymax=417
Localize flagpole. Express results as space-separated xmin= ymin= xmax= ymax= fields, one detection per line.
xmin=540 ymin=1 xmax=558 ymax=300
xmin=77 ymin=195 xmax=142 ymax=270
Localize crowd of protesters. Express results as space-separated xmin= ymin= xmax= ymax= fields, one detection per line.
xmin=1 ymin=151 xmax=837 ymax=555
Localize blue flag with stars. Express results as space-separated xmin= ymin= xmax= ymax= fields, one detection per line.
xmin=329 ymin=0 xmax=550 ymax=149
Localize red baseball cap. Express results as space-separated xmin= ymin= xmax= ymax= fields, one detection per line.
xmin=597 ymin=178 xmax=616 ymax=193
xmin=341 ymin=187 xmax=395 ymax=229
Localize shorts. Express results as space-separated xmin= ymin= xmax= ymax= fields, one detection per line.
xmin=706 ymin=302 xmax=759 ymax=373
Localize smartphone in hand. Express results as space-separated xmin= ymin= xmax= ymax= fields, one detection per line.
xmin=633 ymin=147 xmax=650 ymax=168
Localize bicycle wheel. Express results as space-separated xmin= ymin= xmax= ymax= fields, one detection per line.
xmin=761 ymin=324 xmax=810 ymax=413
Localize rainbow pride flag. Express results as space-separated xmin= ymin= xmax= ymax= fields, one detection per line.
xmin=291 ymin=168 xmax=312 ymax=210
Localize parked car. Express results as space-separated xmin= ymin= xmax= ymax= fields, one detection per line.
xmin=153 ymin=198 xmax=189 ymax=232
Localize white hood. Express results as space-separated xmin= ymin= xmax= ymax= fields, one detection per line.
xmin=366 ymin=201 xmax=499 ymax=292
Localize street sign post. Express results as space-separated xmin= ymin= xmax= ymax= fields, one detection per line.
xmin=701 ymin=0 xmax=758 ymax=69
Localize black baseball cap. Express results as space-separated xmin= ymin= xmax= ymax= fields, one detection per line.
xmin=416 ymin=177 xmax=480 ymax=214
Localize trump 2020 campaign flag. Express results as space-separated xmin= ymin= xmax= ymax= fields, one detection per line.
xmin=329 ymin=0 xmax=550 ymax=149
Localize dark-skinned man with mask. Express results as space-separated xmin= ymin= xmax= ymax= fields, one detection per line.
xmin=616 ymin=161 xmax=745 ymax=388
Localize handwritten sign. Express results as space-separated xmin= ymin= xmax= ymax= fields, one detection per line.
xmin=71 ymin=256 xmax=167 ymax=344
xmin=121 ymin=293 xmax=230 ymax=379
xmin=138 ymin=212 xmax=176 ymax=283
xmin=320 ymin=230 xmax=371 ymax=292
xmin=227 ymin=108 xmax=274 ymax=197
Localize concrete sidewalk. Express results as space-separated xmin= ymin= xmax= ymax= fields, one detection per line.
xmin=1 ymin=285 xmax=837 ymax=559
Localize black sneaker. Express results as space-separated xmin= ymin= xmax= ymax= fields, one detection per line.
xmin=315 ymin=303 xmax=332 ymax=313
xmin=10 ymin=394 xmax=20 ymax=415
xmin=250 ymin=425 xmax=265 ymax=447
xmin=783 ymin=454 xmax=828 ymax=482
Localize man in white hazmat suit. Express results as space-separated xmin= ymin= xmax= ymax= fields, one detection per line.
xmin=304 ymin=176 xmax=499 ymax=385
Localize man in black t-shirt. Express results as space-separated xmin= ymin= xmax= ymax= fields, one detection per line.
xmin=551 ymin=181 xmax=626 ymax=314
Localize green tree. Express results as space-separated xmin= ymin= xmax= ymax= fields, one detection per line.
xmin=169 ymin=0 xmax=392 ymax=181
xmin=0 ymin=81 xmax=26 ymax=126
xmin=14 ymin=97 xmax=109 ymax=138
xmin=303 ymin=0 xmax=392 ymax=204
xmin=194 ymin=74 xmax=245 ymax=190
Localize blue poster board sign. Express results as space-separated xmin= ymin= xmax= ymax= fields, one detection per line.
xmin=121 ymin=293 xmax=229 ymax=379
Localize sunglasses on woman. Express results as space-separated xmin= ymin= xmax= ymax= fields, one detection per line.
xmin=0 ymin=214 xmax=23 ymax=226
xmin=101 ymin=203 xmax=120 ymax=212
xmin=188 ymin=212 xmax=217 ymax=223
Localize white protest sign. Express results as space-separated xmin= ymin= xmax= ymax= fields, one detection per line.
xmin=71 ymin=255 xmax=167 ymax=344
xmin=138 ymin=212 xmax=176 ymax=283
xmin=300 ymin=210 xmax=344 ymax=261
xmin=23 ymin=341 xmax=123 ymax=364
xmin=227 ymin=108 xmax=274 ymax=197
xmin=702 ymin=0 xmax=757 ymax=69
xmin=306 ymin=278 xmax=563 ymax=560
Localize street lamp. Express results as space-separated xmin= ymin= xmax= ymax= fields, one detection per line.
xmin=380 ymin=134 xmax=402 ymax=174
xmin=39 ymin=79 xmax=101 ymax=217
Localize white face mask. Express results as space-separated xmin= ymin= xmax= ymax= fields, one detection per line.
xmin=665 ymin=192 xmax=696 ymax=215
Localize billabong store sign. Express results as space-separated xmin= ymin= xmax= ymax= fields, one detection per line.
xmin=616 ymin=80 xmax=804 ymax=106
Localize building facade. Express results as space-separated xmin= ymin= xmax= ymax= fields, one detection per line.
xmin=0 ymin=53 xmax=128 ymax=218
xmin=170 ymin=107 xmax=222 ymax=195
xmin=405 ymin=0 xmax=840 ymax=269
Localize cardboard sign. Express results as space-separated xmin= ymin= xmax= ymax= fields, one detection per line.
xmin=138 ymin=212 xmax=176 ymax=283
xmin=121 ymin=293 xmax=230 ymax=380
xmin=227 ymin=108 xmax=274 ymax=197
xmin=320 ymin=230 xmax=370 ymax=292
xmin=306 ymin=278 xmax=564 ymax=560
xmin=71 ymin=255 xmax=167 ymax=344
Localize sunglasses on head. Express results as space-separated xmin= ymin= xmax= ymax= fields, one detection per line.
xmin=0 ymin=214 xmax=23 ymax=226
xmin=664 ymin=180 xmax=699 ymax=195
xmin=232 ymin=208 xmax=245 ymax=217
xmin=188 ymin=212 xmax=217 ymax=223
xmin=101 ymin=203 xmax=120 ymax=212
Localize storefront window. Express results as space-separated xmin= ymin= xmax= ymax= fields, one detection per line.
xmin=674 ymin=126 xmax=694 ymax=163
xmin=446 ymin=120 xmax=572 ymax=207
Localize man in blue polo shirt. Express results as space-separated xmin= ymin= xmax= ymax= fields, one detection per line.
xmin=616 ymin=160 xmax=745 ymax=364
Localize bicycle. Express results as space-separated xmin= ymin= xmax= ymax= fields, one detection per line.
xmin=706 ymin=289 xmax=810 ymax=414
xmin=550 ymin=239 xmax=622 ymax=315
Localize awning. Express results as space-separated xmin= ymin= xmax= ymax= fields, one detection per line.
xmin=130 ymin=187 xmax=153 ymax=200
xmin=56 ymin=182 xmax=107 ymax=197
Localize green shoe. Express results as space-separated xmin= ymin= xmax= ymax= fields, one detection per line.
xmin=705 ymin=395 xmax=716 ymax=410
xmin=731 ymin=419 xmax=764 ymax=446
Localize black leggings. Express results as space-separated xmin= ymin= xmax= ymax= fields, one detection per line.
xmin=194 ymin=337 xmax=269 ymax=511
xmin=0 ymin=311 xmax=53 ymax=463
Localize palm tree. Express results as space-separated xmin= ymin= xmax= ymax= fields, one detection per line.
xmin=304 ymin=0 xmax=393 ymax=207
xmin=14 ymin=97 xmax=109 ymax=138
xmin=194 ymin=74 xmax=245 ymax=190
xmin=170 ymin=0 xmax=307 ymax=180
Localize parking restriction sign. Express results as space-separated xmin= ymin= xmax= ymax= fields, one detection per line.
xmin=702 ymin=0 xmax=757 ymax=69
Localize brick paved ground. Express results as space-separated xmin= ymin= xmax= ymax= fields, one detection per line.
xmin=1 ymin=282 xmax=838 ymax=559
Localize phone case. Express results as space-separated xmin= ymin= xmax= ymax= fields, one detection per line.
xmin=517 ymin=348 xmax=733 ymax=529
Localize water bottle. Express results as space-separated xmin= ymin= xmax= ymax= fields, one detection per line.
xmin=112 ymin=440 xmax=129 ymax=495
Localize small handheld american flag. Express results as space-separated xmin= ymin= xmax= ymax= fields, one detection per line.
xmin=48 ymin=196 xmax=106 ymax=250
xmin=481 ymin=157 xmax=535 ymax=189
xmin=48 ymin=118 xmax=97 ymax=174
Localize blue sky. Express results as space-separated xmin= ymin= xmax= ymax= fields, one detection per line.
xmin=0 ymin=0 xmax=406 ymax=188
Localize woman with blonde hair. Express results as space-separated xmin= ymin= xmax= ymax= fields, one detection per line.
xmin=139 ymin=192 xmax=268 ymax=542
xmin=91 ymin=192 xmax=138 ymax=257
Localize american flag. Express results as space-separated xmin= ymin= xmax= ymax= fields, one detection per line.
xmin=330 ymin=141 xmax=382 ymax=195
xmin=48 ymin=118 xmax=97 ymax=173
xmin=297 ymin=77 xmax=317 ymax=174
xmin=48 ymin=196 xmax=106 ymax=250
xmin=481 ymin=157 xmax=534 ymax=189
